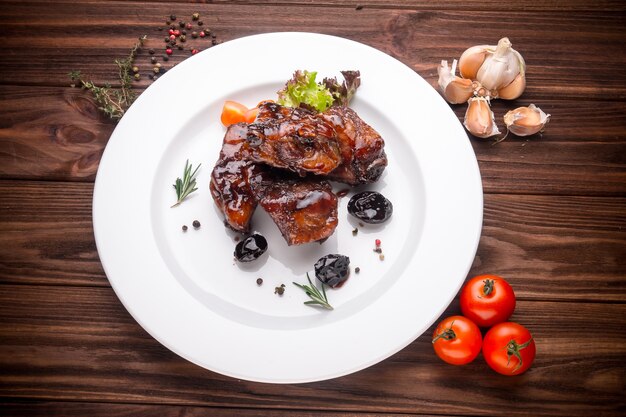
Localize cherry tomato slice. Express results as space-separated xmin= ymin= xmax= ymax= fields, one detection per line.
xmin=220 ymin=100 xmax=248 ymax=127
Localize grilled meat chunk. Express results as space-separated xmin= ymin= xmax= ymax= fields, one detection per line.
xmin=235 ymin=103 xmax=342 ymax=176
xmin=209 ymin=124 xmax=263 ymax=233
xmin=251 ymin=172 xmax=338 ymax=245
xmin=321 ymin=106 xmax=387 ymax=185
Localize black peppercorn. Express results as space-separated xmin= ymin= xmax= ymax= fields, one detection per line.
xmin=182 ymin=225 xmax=188 ymax=231
xmin=198 ymin=21 xmax=204 ymax=26
xmin=256 ymin=278 xmax=263 ymax=285
xmin=170 ymin=14 xmax=176 ymax=21
xmin=179 ymin=21 xmax=185 ymax=28
xmin=182 ymin=30 xmax=186 ymax=35
xmin=149 ymin=48 xmax=155 ymax=55
xmin=164 ymin=37 xmax=169 ymax=43
xmin=355 ymin=267 xmax=361 ymax=273
xmin=150 ymin=57 xmax=157 ymax=64
xmin=162 ymin=55 xmax=169 ymax=61
xmin=192 ymin=31 xmax=198 ymax=38
xmin=192 ymin=220 xmax=201 ymax=229
xmin=148 ymin=74 xmax=154 ymax=80
xmin=178 ymin=45 xmax=184 ymax=50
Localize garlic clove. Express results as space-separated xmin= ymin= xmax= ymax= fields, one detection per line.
xmin=464 ymin=97 xmax=501 ymax=138
xmin=476 ymin=37 xmax=525 ymax=93
xmin=437 ymin=59 xmax=474 ymax=104
xmin=497 ymin=72 xmax=526 ymax=100
xmin=458 ymin=45 xmax=489 ymax=80
xmin=503 ymin=104 xmax=550 ymax=136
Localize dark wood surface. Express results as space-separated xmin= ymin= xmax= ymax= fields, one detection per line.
xmin=1 ymin=1 xmax=625 ymax=416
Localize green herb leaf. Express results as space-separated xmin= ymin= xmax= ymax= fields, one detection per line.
xmin=292 ymin=273 xmax=333 ymax=310
xmin=171 ymin=159 xmax=201 ymax=207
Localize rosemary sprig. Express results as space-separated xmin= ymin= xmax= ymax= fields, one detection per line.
xmin=69 ymin=35 xmax=147 ymax=120
xmin=293 ymin=273 xmax=333 ymax=310
xmin=172 ymin=159 xmax=201 ymax=208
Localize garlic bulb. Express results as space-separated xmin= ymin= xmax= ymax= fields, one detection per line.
xmin=437 ymin=59 xmax=475 ymax=104
xmin=503 ymin=104 xmax=550 ymax=136
xmin=458 ymin=37 xmax=526 ymax=100
xmin=464 ymin=97 xmax=501 ymax=138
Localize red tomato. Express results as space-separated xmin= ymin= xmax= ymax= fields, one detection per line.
xmin=460 ymin=274 xmax=516 ymax=327
xmin=483 ymin=322 xmax=536 ymax=375
xmin=432 ymin=315 xmax=482 ymax=365
xmin=220 ymin=101 xmax=248 ymax=127
xmin=244 ymin=107 xmax=259 ymax=123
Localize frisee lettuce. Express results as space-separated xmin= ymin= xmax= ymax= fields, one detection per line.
xmin=277 ymin=70 xmax=361 ymax=112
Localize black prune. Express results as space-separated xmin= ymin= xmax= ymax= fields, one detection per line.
xmin=234 ymin=233 xmax=268 ymax=262
xmin=314 ymin=254 xmax=350 ymax=288
xmin=347 ymin=191 xmax=393 ymax=224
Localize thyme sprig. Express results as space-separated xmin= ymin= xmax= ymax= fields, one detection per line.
xmin=172 ymin=159 xmax=201 ymax=208
xmin=69 ymin=35 xmax=147 ymax=120
xmin=293 ymin=273 xmax=333 ymax=310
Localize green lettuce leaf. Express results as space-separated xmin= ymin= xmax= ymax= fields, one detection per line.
xmin=277 ymin=70 xmax=334 ymax=112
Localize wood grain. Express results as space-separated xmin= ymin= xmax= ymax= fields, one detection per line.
xmin=0 ymin=402 xmax=440 ymax=417
xmin=1 ymin=86 xmax=625 ymax=195
xmin=1 ymin=2 xmax=625 ymax=101
xmin=0 ymin=180 xmax=624 ymax=301
xmin=0 ymin=284 xmax=623 ymax=416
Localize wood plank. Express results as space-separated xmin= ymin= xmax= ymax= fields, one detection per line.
xmin=0 ymin=284 xmax=624 ymax=416
xmin=0 ymin=2 xmax=624 ymax=101
xmin=35 ymin=0 xmax=626 ymax=12
xmin=1 ymin=86 xmax=625 ymax=195
xmin=0 ymin=180 xmax=624 ymax=301
xmin=0 ymin=401 xmax=440 ymax=417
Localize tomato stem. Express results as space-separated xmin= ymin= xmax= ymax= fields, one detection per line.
xmin=505 ymin=337 xmax=533 ymax=372
xmin=482 ymin=279 xmax=495 ymax=296
xmin=432 ymin=321 xmax=457 ymax=343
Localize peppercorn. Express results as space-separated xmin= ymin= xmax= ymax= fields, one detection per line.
xmin=199 ymin=31 xmax=206 ymax=38
xmin=153 ymin=67 xmax=160 ymax=74
xmin=182 ymin=225 xmax=188 ymax=232
xmin=149 ymin=48 xmax=155 ymax=55
xmin=256 ymin=278 xmax=263 ymax=285
xmin=212 ymin=39 xmax=217 ymax=45
xmin=150 ymin=57 xmax=157 ymax=64
xmin=134 ymin=73 xmax=140 ymax=80
xmin=186 ymin=23 xmax=192 ymax=30
xmin=169 ymin=34 xmax=176 ymax=41
xmin=132 ymin=66 xmax=139 ymax=73
xmin=148 ymin=74 xmax=154 ymax=80
xmin=155 ymin=62 xmax=162 ymax=68
xmin=180 ymin=35 xmax=186 ymax=42
xmin=170 ymin=39 xmax=176 ymax=46
xmin=191 ymin=49 xmax=199 ymax=55
xmin=157 ymin=27 xmax=163 ymax=31
xmin=192 ymin=220 xmax=201 ymax=229
xmin=373 ymin=247 xmax=382 ymax=254
xmin=182 ymin=30 xmax=187 ymax=35
xmin=192 ymin=12 xmax=200 ymax=20
xmin=352 ymin=227 xmax=358 ymax=236
xmin=379 ymin=254 xmax=385 ymax=261
xmin=192 ymin=31 xmax=198 ymax=38
xmin=177 ymin=45 xmax=184 ymax=50
xmin=162 ymin=55 xmax=169 ymax=61
xmin=170 ymin=14 xmax=176 ymax=21
xmin=153 ymin=75 xmax=158 ymax=80
xmin=165 ymin=20 xmax=170 ymax=25
xmin=173 ymin=29 xmax=180 ymax=36
xmin=355 ymin=267 xmax=361 ymax=273
xmin=198 ymin=20 xmax=204 ymax=26
xmin=179 ymin=21 xmax=185 ymax=28
xmin=375 ymin=239 xmax=381 ymax=247
xmin=164 ymin=37 xmax=169 ymax=43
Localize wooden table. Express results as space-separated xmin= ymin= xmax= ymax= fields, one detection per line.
xmin=1 ymin=1 xmax=625 ymax=416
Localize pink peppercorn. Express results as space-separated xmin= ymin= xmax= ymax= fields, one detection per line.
xmin=375 ymin=239 xmax=381 ymax=247
xmin=169 ymin=34 xmax=176 ymax=40
xmin=191 ymin=49 xmax=199 ymax=55
xmin=166 ymin=48 xmax=173 ymax=55
xmin=199 ymin=31 xmax=206 ymax=38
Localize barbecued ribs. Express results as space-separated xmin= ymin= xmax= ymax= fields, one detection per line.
xmin=209 ymin=102 xmax=387 ymax=244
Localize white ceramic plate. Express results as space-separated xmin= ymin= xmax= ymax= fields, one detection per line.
xmin=93 ymin=32 xmax=482 ymax=383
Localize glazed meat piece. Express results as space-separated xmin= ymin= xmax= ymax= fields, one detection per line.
xmin=251 ymin=172 xmax=338 ymax=246
xmin=234 ymin=103 xmax=342 ymax=176
xmin=321 ymin=106 xmax=388 ymax=185
xmin=209 ymin=124 xmax=263 ymax=233
xmin=257 ymin=102 xmax=387 ymax=185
